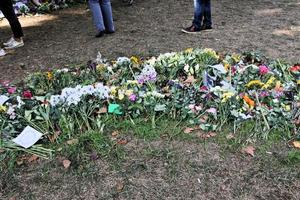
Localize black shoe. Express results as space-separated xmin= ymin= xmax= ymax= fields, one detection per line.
xmin=200 ymin=24 xmax=212 ymax=31
xmin=181 ymin=25 xmax=200 ymax=34
xmin=104 ymin=30 xmax=115 ymax=34
xmin=95 ymin=31 xmax=105 ymax=38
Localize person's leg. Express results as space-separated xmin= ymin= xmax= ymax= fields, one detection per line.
xmin=192 ymin=0 xmax=203 ymax=30
xmin=99 ymin=0 xmax=114 ymax=33
xmin=89 ymin=0 xmax=105 ymax=34
xmin=202 ymin=0 xmax=212 ymax=28
xmin=0 ymin=0 xmax=24 ymax=40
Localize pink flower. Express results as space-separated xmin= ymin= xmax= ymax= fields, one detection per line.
xmin=206 ymin=108 xmax=217 ymax=115
xmin=259 ymin=65 xmax=269 ymax=75
xmin=8 ymin=87 xmax=17 ymax=94
xmin=0 ymin=80 xmax=10 ymax=87
xmin=188 ymin=104 xmax=195 ymax=110
xmin=22 ymin=90 xmax=32 ymax=99
xmin=200 ymin=86 xmax=208 ymax=91
xmin=231 ymin=66 xmax=237 ymax=74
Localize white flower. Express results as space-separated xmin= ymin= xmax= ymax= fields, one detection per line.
xmin=81 ymin=85 xmax=95 ymax=95
xmin=66 ymin=94 xmax=81 ymax=106
xmin=49 ymin=95 xmax=61 ymax=107
xmin=117 ymin=57 xmax=130 ymax=64
xmin=6 ymin=104 xmax=16 ymax=120
xmin=184 ymin=64 xmax=190 ymax=73
xmin=16 ymin=96 xmax=25 ymax=108
xmin=94 ymin=83 xmax=110 ymax=99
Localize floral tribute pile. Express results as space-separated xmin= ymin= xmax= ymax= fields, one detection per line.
xmin=0 ymin=49 xmax=299 ymax=157
xmin=0 ymin=0 xmax=84 ymax=18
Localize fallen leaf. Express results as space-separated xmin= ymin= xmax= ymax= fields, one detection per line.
xmin=66 ymin=139 xmax=79 ymax=145
xmin=57 ymin=147 xmax=63 ymax=152
xmin=9 ymin=196 xmax=17 ymax=200
xmin=116 ymin=181 xmax=124 ymax=192
xmin=97 ymin=106 xmax=107 ymax=114
xmin=199 ymin=115 xmax=208 ymax=123
xmin=117 ymin=139 xmax=128 ymax=145
xmin=184 ymin=127 xmax=194 ymax=134
xmin=200 ymin=132 xmax=217 ymax=139
xmin=62 ymin=159 xmax=71 ymax=169
xmin=0 ymin=149 xmax=5 ymax=154
xmin=48 ymin=131 xmax=61 ymax=143
xmin=293 ymin=117 xmax=300 ymax=125
xmin=28 ymin=155 xmax=39 ymax=163
xmin=292 ymin=141 xmax=300 ymax=149
xmin=112 ymin=131 xmax=119 ymax=137
xmin=183 ymin=75 xmax=197 ymax=84
xmin=241 ymin=146 xmax=255 ymax=157
xmin=16 ymin=160 xmax=23 ymax=166
xmin=226 ymin=133 xmax=235 ymax=139
xmin=90 ymin=151 xmax=99 ymax=161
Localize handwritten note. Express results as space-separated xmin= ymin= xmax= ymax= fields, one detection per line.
xmin=12 ymin=126 xmax=43 ymax=149
xmin=0 ymin=95 xmax=9 ymax=106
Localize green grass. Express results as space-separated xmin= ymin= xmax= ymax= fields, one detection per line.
xmin=1 ymin=116 xmax=298 ymax=174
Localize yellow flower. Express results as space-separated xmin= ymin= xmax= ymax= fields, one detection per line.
xmin=127 ymin=80 xmax=138 ymax=85
xmin=130 ymin=56 xmax=140 ymax=64
xmin=232 ymin=53 xmax=240 ymax=63
xmin=0 ymin=105 xmax=7 ymax=113
xmin=125 ymin=89 xmax=133 ymax=96
xmin=110 ymin=86 xmax=118 ymax=96
xmin=245 ymin=80 xmax=264 ymax=88
xmin=118 ymin=92 xmax=125 ymax=100
xmin=203 ymin=48 xmax=219 ymax=60
xmin=221 ymin=92 xmax=235 ymax=103
xmin=224 ymin=62 xmax=231 ymax=71
xmin=262 ymin=77 xmax=276 ymax=89
xmin=47 ymin=71 xmax=53 ymax=80
xmin=96 ymin=64 xmax=105 ymax=72
xmin=284 ymin=105 xmax=291 ymax=112
xmin=297 ymin=80 xmax=300 ymax=85
xmin=185 ymin=48 xmax=193 ymax=53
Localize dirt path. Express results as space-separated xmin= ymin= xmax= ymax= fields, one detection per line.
xmin=0 ymin=0 xmax=299 ymax=81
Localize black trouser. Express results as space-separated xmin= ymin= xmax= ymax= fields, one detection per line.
xmin=0 ymin=0 xmax=24 ymax=38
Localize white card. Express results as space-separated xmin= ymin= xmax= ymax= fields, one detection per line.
xmin=12 ymin=126 xmax=43 ymax=149
xmin=0 ymin=95 xmax=9 ymax=106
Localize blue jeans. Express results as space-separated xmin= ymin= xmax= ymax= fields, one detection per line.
xmin=89 ymin=0 xmax=114 ymax=32
xmin=192 ymin=0 xmax=212 ymax=30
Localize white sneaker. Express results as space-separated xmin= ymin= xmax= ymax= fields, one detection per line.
xmin=3 ymin=37 xmax=14 ymax=46
xmin=4 ymin=39 xmax=24 ymax=50
xmin=0 ymin=49 xmax=6 ymax=57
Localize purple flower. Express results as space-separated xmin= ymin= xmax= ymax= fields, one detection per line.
xmin=259 ymin=91 xmax=269 ymax=98
xmin=129 ymin=94 xmax=137 ymax=102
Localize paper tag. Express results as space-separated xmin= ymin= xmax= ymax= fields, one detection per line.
xmin=12 ymin=126 xmax=43 ymax=149
xmin=0 ymin=95 xmax=9 ymax=106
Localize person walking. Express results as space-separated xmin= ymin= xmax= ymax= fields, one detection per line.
xmin=0 ymin=0 xmax=24 ymax=50
xmin=89 ymin=0 xmax=115 ymax=37
xmin=182 ymin=0 xmax=212 ymax=33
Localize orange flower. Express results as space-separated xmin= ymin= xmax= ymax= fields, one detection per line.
xmin=243 ymin=95 xmax=255 ymax=108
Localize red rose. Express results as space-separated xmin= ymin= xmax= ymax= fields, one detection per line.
xmin=23 ymin=90 xmax=33 ymax=99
